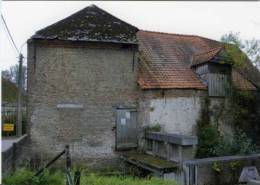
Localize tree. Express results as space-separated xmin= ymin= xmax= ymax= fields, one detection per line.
xmin=221 ymin=32 xmax=260 ymax=70
xmin=221 ymin=32 xmax=243 ymax=47
xmin=1 ymin=64 xmax=27 ymax=90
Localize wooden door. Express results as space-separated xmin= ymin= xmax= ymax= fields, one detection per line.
xmin=116 ymin=108 xmax=137 ymax=150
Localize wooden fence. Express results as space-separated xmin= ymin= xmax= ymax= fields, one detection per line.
xmin=2 ymin=106 xmax=27 ymax=136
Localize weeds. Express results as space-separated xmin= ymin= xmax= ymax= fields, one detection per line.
xmin=3 ymin=168 xmax=176 ymax=185
xmin=3 ymin=168 xmax=65 ymax=185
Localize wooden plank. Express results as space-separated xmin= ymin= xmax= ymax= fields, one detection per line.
xmin=121 ymin=152 xmax=178 ymax=172
xmin=208 ymin=73 xmax=229 ymax=97
xmin=121 ymin=156 xmax=163 ymax=176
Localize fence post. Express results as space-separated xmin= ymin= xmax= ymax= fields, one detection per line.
xmin=65 ymin=145 xmax=71 ymax=169
xmin=65 ymin=145 xmax=71 ymax=185
xmin=74 ymin=171 xmax=81 ymax=185
xmin=12 ymin=142 xmax=17 ymax=172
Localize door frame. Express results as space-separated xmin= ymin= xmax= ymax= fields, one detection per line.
xmin=115 ymin=106 xmax=137 ymax=151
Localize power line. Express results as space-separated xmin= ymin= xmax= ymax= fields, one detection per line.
xmin=1 ymin=29 xmax=18 ymax=56
xmin=1 ymin=14 xmax=19 ymax=55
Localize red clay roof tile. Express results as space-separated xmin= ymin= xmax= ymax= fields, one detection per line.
xmin=137 ymin=30 xmax=257 ymax=91
xmin=232 ymin=70 xmax=256 ymax=91
xmin=137 ymin=30 xmax=219 ymax=90
xmin=192 ymin=47 xmax=223 ymax=66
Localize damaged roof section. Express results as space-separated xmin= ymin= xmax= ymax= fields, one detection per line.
xmin=32 ymin=5 xmax=138 ymax=44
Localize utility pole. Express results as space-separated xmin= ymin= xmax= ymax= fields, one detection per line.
xmin=16 ymin=53 xmax=24 ymax=137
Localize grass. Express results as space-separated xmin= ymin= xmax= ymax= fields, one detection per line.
xmin=3 ymin=168 xmax=177 ymax=185
xmin=82 ymin=174 xmax=176 ymax=185
xmin=2 ymin=168 xmax=65 ymax=185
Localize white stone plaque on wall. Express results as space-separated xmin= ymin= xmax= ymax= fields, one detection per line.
xmin=57 ymin=104 xmax=83 ymax=109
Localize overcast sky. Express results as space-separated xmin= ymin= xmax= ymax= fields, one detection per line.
xmin=1 ymin=1 xmax=260 ymax=70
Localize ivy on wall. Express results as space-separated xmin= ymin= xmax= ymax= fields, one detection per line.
xmin=226 ymin=86 xmax=258 ymax=139
xmin=196 ymin=43 xmax=259 ymax=158
xmin=196 ymin=89 xmax=257 ymax=158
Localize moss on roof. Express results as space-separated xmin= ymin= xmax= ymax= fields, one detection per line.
xmin=32 ymin=5 xmax=138 ymax=44
xmin=222 ymin=44 xmax=260 ymax=89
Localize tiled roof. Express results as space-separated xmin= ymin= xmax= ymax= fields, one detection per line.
xmin=232 ymin=70 xmax=257 ymax=91
xmin=192 ymin=47 xmax=223 ymax=66
xmin=236 ymin=58 xmax=260 ymax=89
xmin=137 ymin=30 xmax=221 ymax=90
xmin=137 ymin=30 xmax=258 ymax=91
xmin=32 ymin=5 xmax=138 ymax=44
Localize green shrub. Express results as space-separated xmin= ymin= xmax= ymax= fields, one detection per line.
xmin=81 ymin=173 xmax=176 ymax=185
xmin=3 ymin=169 xmax=176 ymax=185
xmin=214 ymin=136 xmax=233 ymax=157
xmin=197 ymin=97 xmax=210 ymax=130
xmin=3 ymin=168 xmax=64 ymax=185
xmin=228 ymin=89 xmax=258 ymax=139
xmin=144 ymin=124 xmax=162 ymax=132
xmin=196 ymin=124 xmax=221 ymax=158
xmin=231 ymin=129 xmax=256 ymax=155
xmin=196 ymin=88 xmax=257 ymax=158
xmin=196 ymin=126 xmax=256 ymax=158
xmin=3 ymin=168 xmax=33 ymax=185
xmin=223 ymin=43 xmax=247 ymax=68
xmin=212 ymin=161 xmax=222 ymax=173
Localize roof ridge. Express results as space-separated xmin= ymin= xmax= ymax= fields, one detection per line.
xmin=139 ymin=29 xmax=220 ymax=43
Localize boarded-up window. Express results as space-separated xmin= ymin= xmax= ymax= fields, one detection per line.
xmin=194 ymin=63 xmax=231 ymax=97
xmin=208 ymin=63 xmax=231 ymax=97
xmin=208 ymin=73 xmax=230 ymax=97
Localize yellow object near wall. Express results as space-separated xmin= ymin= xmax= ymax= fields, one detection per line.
xmin=3 ymin=123 xmax=15 ymax=132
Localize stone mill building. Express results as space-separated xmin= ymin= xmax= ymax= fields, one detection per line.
xmin=27 ymin=4 xmax=260 ymax=171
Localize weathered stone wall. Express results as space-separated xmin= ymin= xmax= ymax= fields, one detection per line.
xmin=209 ymin=97 xmax=235 ymax=138
xmin=2 ymin=135 xmax=29 ymax=176
xmin=149 ymin=97 xmax=200 ymax=135
xmin=27 ymin=40 xmax=139 ymax=167
xmin=138 ymin=89 xmax=207 ymax=136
